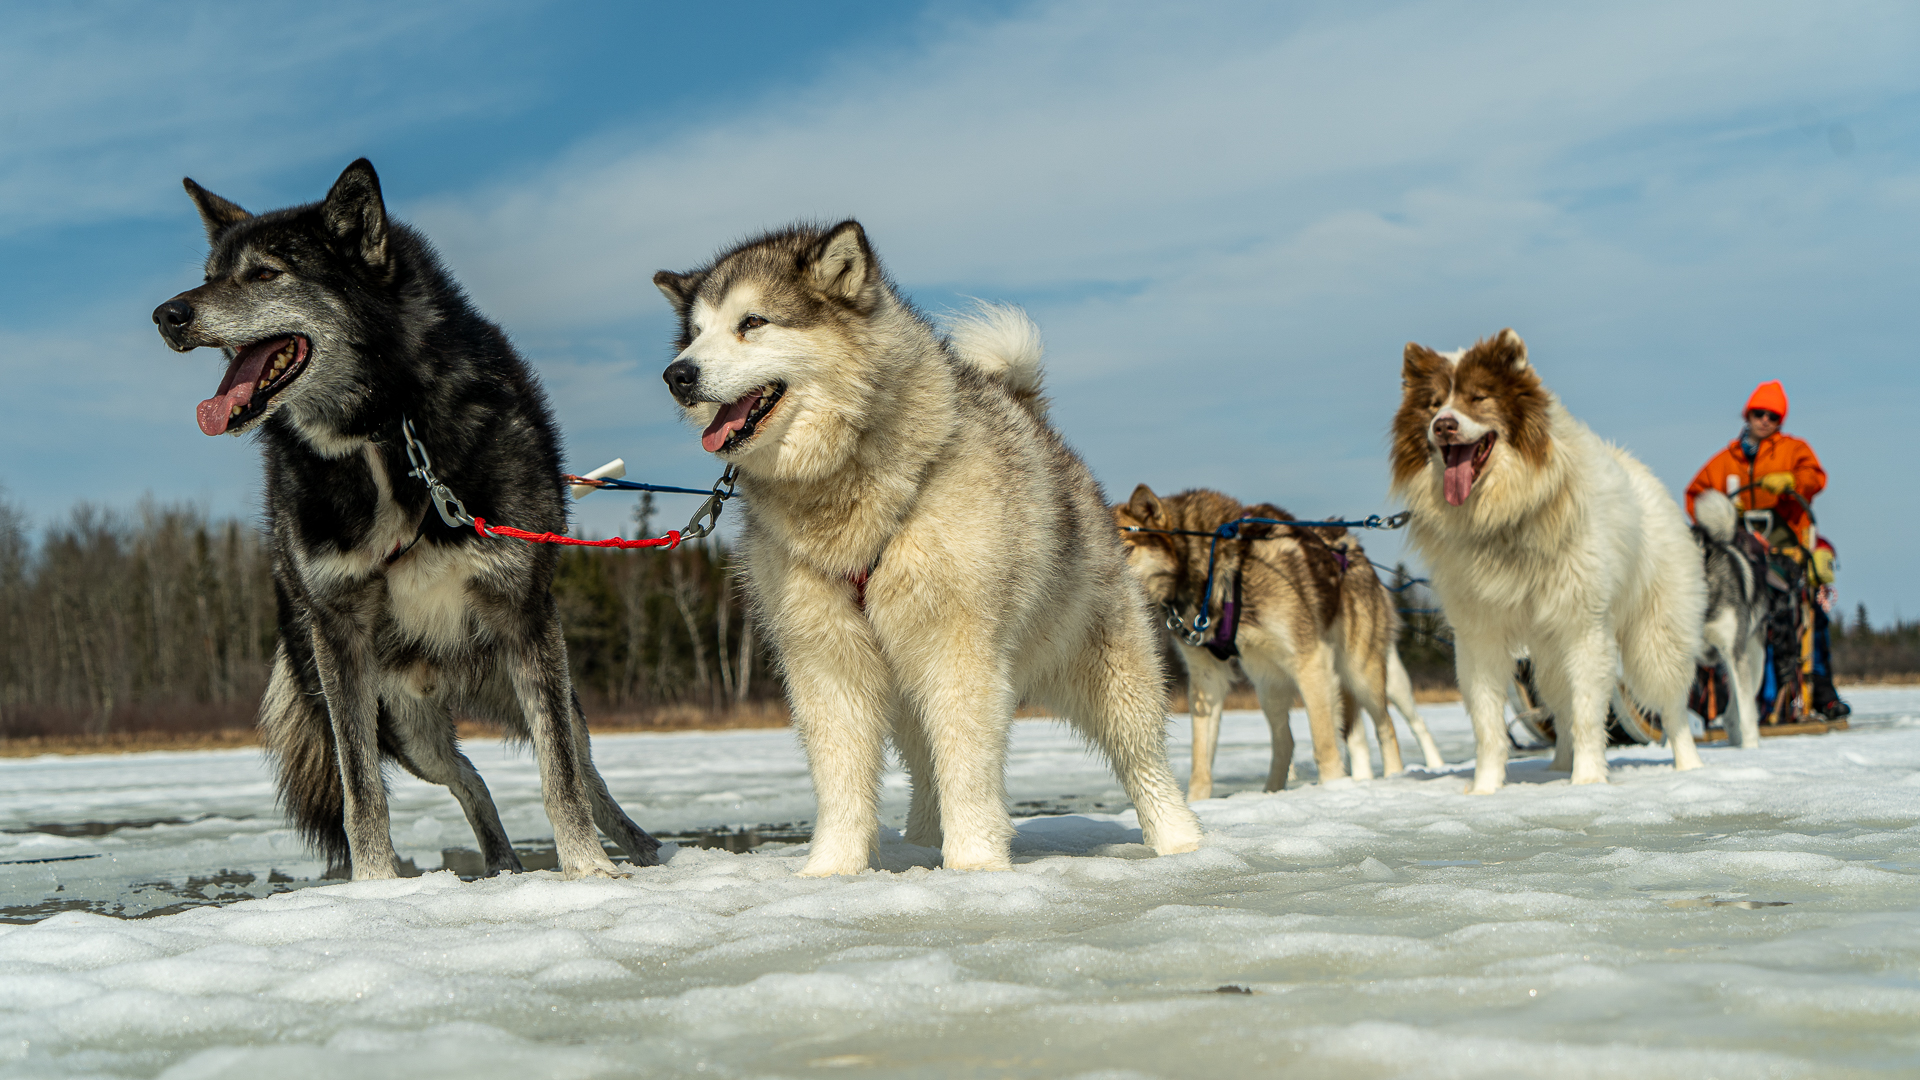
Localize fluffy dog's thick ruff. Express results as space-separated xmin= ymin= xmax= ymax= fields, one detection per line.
xmin=1392 ymin=329 xmax=1706 ymax=791
xmin=654 ymin=221 xmax=1201 ymax=875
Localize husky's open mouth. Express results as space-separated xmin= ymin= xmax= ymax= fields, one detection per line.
xmin=701 ymin=383 xmax=787 ymax=454
xmin=197 ymin=335 xmax=309 ymax=436
xmin=1440 ymin=432 xmax=1496 ymax=506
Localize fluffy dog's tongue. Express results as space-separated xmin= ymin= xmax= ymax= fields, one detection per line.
xmin=1441 ymin=444 xmax=1479 ymax=506
xmin=196 ymin=341 xmax=277 ymax=436
xmin=701 ymin=391 xmax=762 ymax=453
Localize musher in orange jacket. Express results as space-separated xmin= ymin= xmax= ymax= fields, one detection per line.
xmin=1684 ymin=380 xmax=1826 ymax=540
xmin=1685 ymin=380 xmax=1846 ymax=719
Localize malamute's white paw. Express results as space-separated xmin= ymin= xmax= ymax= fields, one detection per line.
xmin=940 ymin=835 xmax=1013 ymax=871
xmin=1672 ymin=752 xmax=1704 ymax=772
xmin=798 ymin=834 xmax=875 ymax=877
xmin=1466 ymin=780 xmax=1504 ymax=795
xmin=1569 ymin=771 xmax=1609 ymax=786
xmin=1144 ymin=807 xmax=1203 ymax=855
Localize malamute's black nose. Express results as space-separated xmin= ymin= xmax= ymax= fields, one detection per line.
xmin=153 ymin=298 xmax=194 ymax=346
xmin=663 ymin=359 xmax=701 ymax=405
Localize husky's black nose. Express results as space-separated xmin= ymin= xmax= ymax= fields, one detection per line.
xmin=153 ymin=298 xmax=195 ymax=347
xmin=663 ymin=359 xmax=702 ymax=405
xmin=1432 ymin=415 xmax=1459 ymax=439
xmin=153 ymin=298 xmax=193 ymax=329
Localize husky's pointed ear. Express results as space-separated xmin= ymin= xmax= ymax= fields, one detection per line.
xmin=1127 ymin=484 xmax=1163 ymax=524
xmin=1402 ymin=342 xmax=1446 ymax=382
xmin=322 ymin=159 xmax=390 ymax=272
xmin=802 ymin=220 xmax=877 ymax=309
xmin=653 ymin=270 xmax=699 ymax=315
xmin=183 ymin=179 xmax=250 ymax=242
xmin=1493 ymin=328 xmax=1529 ymax=371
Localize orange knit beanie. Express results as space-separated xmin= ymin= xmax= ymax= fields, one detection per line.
xmin=1745 ymin=380 xmax=1788 ymax=421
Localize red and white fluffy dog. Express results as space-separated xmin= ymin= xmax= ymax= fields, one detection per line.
xmin=1392 ymin=329 xmax=1705 ymax=791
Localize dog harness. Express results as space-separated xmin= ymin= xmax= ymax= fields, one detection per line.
xmin=1202 ymin=571 xmax=1244 ymax=661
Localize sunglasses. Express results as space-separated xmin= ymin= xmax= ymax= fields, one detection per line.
xmin=1746 ymin=410 xmax=1781 ymax=423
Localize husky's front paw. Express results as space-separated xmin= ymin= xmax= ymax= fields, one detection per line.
xmin=563 ymin=858 xmax=630 ymax=880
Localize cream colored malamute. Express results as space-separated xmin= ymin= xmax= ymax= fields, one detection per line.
xmin=653 ymin=221 xmax=1201 ymax=874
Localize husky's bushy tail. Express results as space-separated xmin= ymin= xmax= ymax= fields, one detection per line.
xmin=1695 ymin=488 xmax=1739 ymax=545
xmin=947 ymin=302 xmax=1047 ymax=416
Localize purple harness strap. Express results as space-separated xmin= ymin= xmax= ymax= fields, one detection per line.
xmin=1203 ymin=571 xmax=1244 ymax=661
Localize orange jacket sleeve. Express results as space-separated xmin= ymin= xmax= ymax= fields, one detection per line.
xmin=1785 ymin=437 xmax=1826 ymax=502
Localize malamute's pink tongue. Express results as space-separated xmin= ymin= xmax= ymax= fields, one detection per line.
xmin=1442 ymin=444 xmax=1478 ymax=507
xmin=700 ymin=391 xmax=761 ymax=453
xmin=196 ymin=343 xmax=276 ymax=436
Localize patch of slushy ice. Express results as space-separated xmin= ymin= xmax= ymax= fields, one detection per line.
xmin=0 ymin=690 xmax=1916 ymax=1077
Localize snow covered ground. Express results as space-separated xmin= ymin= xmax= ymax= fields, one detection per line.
xmin=2 ymin=689 xmax=1918 ymax=1079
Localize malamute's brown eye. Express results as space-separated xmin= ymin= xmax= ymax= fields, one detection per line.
xmin=250 ymin=267 xmax=280 ymax=283
xmin=740 ymin=315 xmax=769 ymax=332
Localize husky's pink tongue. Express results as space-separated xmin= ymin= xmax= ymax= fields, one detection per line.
xmin=700 ymin=392 xmax=761 ymax=453
xmin=1441 ymin=443 xmax=1479 ymax=506
xmin=196 ymin=343 xmax=276 ymax=436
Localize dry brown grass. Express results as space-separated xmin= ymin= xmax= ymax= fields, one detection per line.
xmin=0 ymin=728 xmax=262 ymax=758
xmin=1 ymin=703 xmax=794 ymax=758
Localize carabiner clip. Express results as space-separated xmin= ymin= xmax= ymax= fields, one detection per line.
xmin=678 ymin=466 xmax=738 ymax=541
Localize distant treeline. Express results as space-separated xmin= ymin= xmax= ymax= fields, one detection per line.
xmin=3 ymin=502 xmax=1911 ymax=741
xmin=1831 ymin=605 xmax=1920 ymax=681
xmin=0 ymin=499 xmax=777 ymax=740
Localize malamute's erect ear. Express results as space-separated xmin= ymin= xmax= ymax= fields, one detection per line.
xmin=1127 ymin=484 xmax=1164 ymax=524
xmin=182 ymin=178 xmax=251 ymax=243
xmin=322 ymin=159 xmax=390 ymax=273
xmin=1489 ymin=328 xmax=1529 ymax=370
xmin=653 ymin=270 xmax=701 ymax=315
xmin=1402 ymin=342 xmax=1447 ymax=385
xmin=802 ymin=220 xmax=877 ymax=310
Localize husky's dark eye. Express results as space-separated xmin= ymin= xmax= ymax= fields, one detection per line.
xmin=739 ymin=315 xmax=769 ymax=332
xmin=250 ymin=267 xmax=281 ymax=283
xmin=1470 ymin=394 xmax=1489 ymax=404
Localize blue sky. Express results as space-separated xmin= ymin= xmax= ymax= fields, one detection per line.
xmin=4 ymin=1 xmax=1918 ymax=618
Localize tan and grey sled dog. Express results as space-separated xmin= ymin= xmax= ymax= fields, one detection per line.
xmin=1114 ymin=487 xmax=1446 ymax=800
xmin=653 ymin=221 xmax=1202 ymax=875
xmin=1392 ymin=329 xmax=1706 ymax=792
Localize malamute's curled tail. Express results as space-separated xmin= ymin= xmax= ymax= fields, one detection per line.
xmin=946 ymin=302 xmax=1047 ymax=416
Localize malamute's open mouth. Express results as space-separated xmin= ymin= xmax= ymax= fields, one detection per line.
xmin=1440 ymin=432 xmax=1496 ymax=506
xmin=701 ymin=382 xmax=787 ymax=454
xmin=197 ymin=335 xmax=309 ymax=436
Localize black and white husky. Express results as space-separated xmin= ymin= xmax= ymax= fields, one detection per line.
xmin=152 ymin=159 xmax=658 ymax=880
xmin=1692 ymin=489 xmax=1768 ymax=747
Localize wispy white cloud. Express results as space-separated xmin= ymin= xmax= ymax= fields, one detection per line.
xmin=0 ymin=0 xmax=526 ymax=234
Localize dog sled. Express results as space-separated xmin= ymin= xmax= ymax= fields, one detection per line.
xmin=1507 ymin=485 xmax=1847 ymax=749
